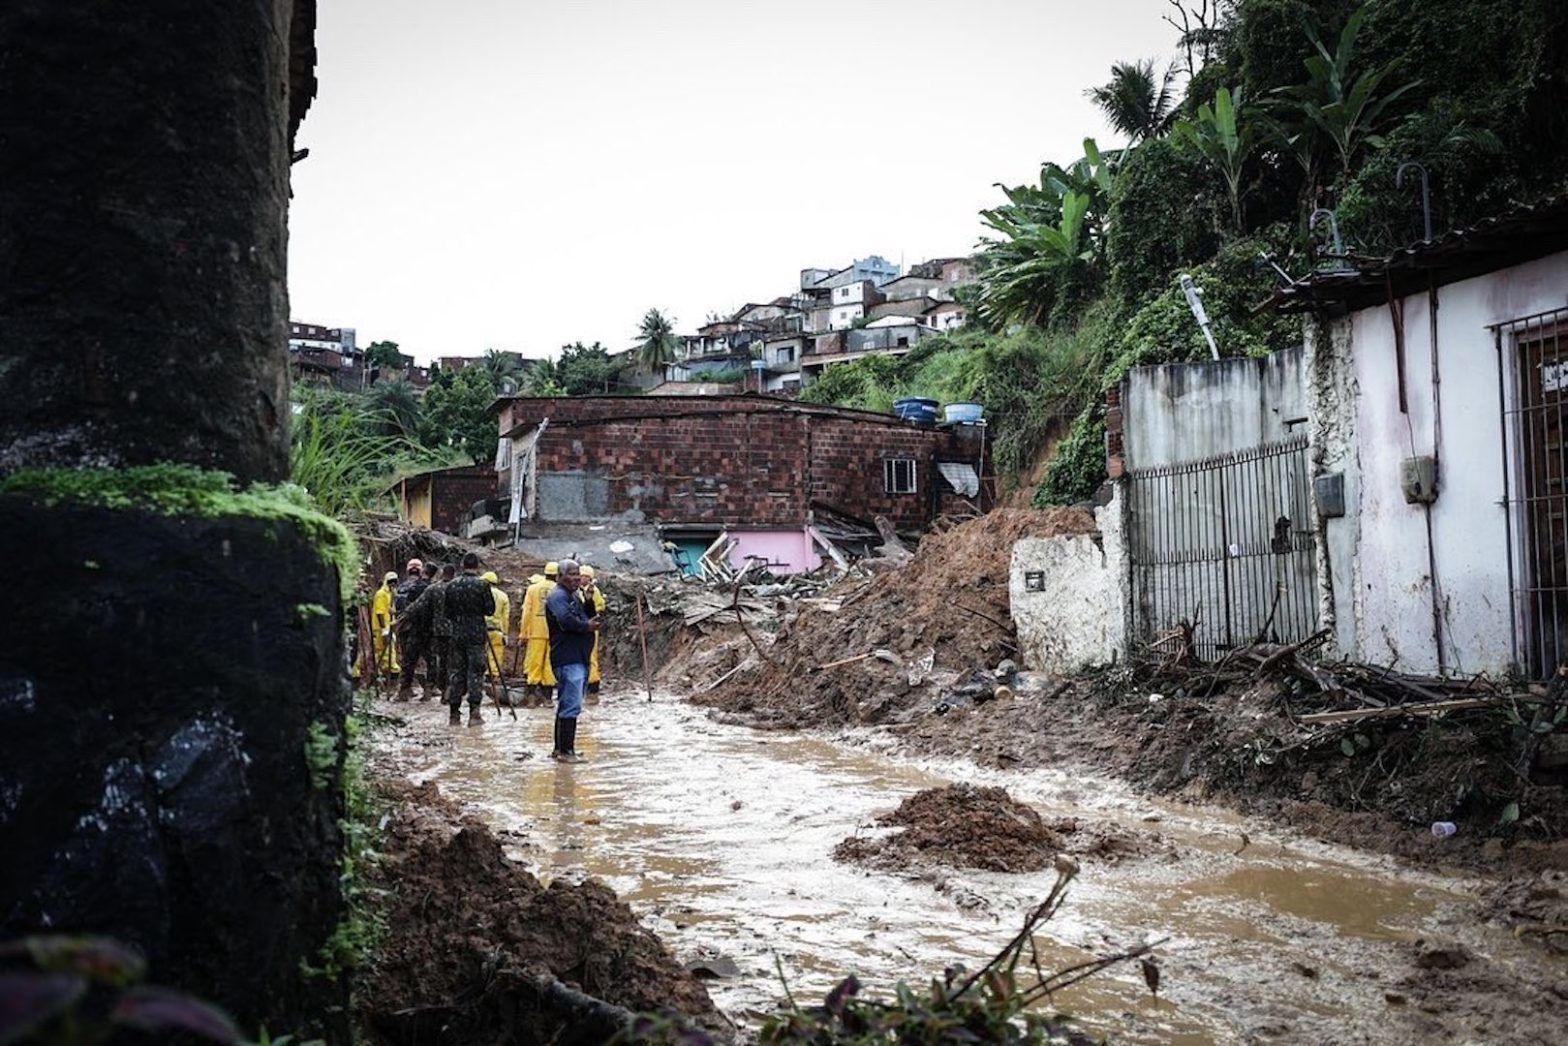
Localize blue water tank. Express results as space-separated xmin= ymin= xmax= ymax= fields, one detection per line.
xmin=944 ymin=402 xmax=984 ymax=424
xmin=893 ymin=397 xmax=940 ymax=425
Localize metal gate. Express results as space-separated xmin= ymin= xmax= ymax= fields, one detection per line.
xmin=1495 ymin=306 xmax=1568 ymax=678
xmin=1126 ymin=434 xmax=1319 ymax=660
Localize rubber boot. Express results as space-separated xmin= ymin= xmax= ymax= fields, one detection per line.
xmin=549 ymin=716 xmax=563 ymax=760
xmin=560 ymin=717 xmax=584 ymax=764
xmin=394 ymin=684 xmax=414 ymax=703
xmin=448 ymin=705 xmax=461 ymax=726
xmin=586 ymin=682 xmax=601 ymax=706
xmin=468 ymin=705 xmax=483 ymax=727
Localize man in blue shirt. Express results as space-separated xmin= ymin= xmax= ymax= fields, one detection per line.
xmin=544 ymin=559 xmax=600 ymax=762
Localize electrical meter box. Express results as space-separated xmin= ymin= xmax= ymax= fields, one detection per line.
xmin=1400 ymin=455 xmax=1438 ymax=504
xmin=1313 ymin=472 xmax=1346 ymax=518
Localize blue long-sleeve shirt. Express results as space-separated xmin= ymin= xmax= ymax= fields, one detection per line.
xmin=545 ymin=583 xmax=597 ymax=669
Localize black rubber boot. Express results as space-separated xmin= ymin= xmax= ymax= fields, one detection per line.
xmin=448 ymin=705 xmax=461 ymax=726
xmin=560 ymin=717 xmax=584 ymax=764
xmin=467 ymin=705 xmax=482 ymax=727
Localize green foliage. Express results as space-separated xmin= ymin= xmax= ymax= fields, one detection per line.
xmin=295 ymin=603 xmax=332 ymax=626
xmin=1175 ymin=86 xmax=1256 ymax=230
xmin=364 ymin=340 xmax=406 ymax=369
xmin=1105 ymin=136 xmax=1221 ymax=303
xmin=363 ymin=378 xmax=421 ymax=439
xmin=290 ymin=391 xmax=423 ymax=520
xmin=1271 ymin=9 xmax=1423 ymax=180
xmin=636 ymin=308 xmax=680 ymax=373
xmin=304 ymin=721 xmax=337 ymax=792
xmin=418 ymin=364 xmax=501 ymax=464
xmin=975 ymin=140 xmax=1115 ymax=329
xmin=1034 ymin=404 xmax=1107 ymax=506
xmin=1087 ymin=58 xmax=1178 ymax=143
xmin=555 ymin=341 xmax=617 ymax=396
xmin=0 ymin=464 xmax=358 ymax=600
xmin=301 ymin=714 xmax=385 ymax=983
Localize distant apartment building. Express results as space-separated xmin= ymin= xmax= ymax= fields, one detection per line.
xmin=289 ymin=321 xmax=357 ymax=356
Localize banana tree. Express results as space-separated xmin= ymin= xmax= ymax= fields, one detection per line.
xmin=1273 ymin=10 xmax=1421 ymax=178
xmin=1175 ymin=86 xmax=1253 ymax=232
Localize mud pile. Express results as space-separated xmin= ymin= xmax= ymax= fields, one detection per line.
xmin=833 ymin=784 xmax=1157 ymax=874
xmin=357 ymin=781 xmax=721 ymax=1044
xmin=1482 ymin=870 xmax=1568 ymax=954
xmin=700 ymin=508 xmax=1095 ymax=727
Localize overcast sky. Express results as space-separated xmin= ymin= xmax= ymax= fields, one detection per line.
xmin=288 ymin=0 xmax=1181 ymax=363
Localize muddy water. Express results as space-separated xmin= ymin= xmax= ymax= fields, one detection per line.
xmin=377 ymin=694 xmax=1560 ymax=1043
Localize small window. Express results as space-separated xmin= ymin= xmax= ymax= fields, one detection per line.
xmin=884 ymin=458 xmax=917 ymax=494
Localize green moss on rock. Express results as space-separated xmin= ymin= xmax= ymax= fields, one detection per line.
xmin=0 ymin=463 xmax=358 ymax=599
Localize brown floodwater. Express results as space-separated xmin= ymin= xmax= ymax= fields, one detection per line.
xmin=374 ymin=692 xmax=1561 ymax=1043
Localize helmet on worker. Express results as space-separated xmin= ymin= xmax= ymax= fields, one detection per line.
xmin=481 ymin=571 xmax=500 ymax=585
xmin=544 ymin=561 xmax=559 ymax=578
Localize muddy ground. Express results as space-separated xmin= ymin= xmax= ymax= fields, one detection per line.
xmin=355 ymin=776 xmax=724 ymax=1045
xmin=833 ymin=783 xmax=1162 ymax=874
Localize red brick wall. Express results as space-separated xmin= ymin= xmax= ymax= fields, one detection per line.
xmin=501 ymin=396 xmax=989 ymax=529
xmin=431 ymin=467 xmax=498 ymax=535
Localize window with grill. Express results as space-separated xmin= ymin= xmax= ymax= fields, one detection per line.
xmin=884 ymin=458 xmax=917 ymax=494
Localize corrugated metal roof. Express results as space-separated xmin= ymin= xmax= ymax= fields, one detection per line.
xmin=1267 ymin=193 xmax=1568 ymax=315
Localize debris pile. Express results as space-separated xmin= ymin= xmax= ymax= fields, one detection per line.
xmin=696 ymin=508 xmax=1095 ymax=727
xmin=833 ymin=784 xmax=1160 ymax=874
xmin=357 ymin=781 xmax=722 ymax=1044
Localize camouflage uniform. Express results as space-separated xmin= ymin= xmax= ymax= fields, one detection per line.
xmin=395 ymin=578 xmax=435 ymax=698
xmin=427 ymin=580 xmax=452 ymax=696
xmin=443 ymin=572 xmax=494 ymax=715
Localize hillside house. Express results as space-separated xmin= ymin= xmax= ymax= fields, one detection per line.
xmin=494 ymin=395 xmax=992 ymax=574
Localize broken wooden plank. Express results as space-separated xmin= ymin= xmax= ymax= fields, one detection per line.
xmin=1299 ymin=696 xmax=1500 ymax=725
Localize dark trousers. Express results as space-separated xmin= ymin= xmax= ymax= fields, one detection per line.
xmin=428 ymin=636 xmax=449 ymax=690
xmin=398 ymin=632 xmax=430 ymax=690
xmin=446 ymin=641 xmax=487 ymax=710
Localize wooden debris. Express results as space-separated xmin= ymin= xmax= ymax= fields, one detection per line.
xmin=1298 ymin=696 xmax=1501 ymax=725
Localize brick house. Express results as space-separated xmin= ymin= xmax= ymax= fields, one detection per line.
xmin=392 ymin=464 xmax=497 ymax=536
xmin=494 ymin=395 xmax=992 ymax=573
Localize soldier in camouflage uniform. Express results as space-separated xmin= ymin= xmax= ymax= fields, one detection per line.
xmin=394 ymin=561 xmax=440 ymax=701
xmin=426 ymin=563 xmax=456 ymax=700
xmin=444 ymin=552 xmax=495 ymax=726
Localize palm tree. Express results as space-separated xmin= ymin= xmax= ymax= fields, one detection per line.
xmin=363 ymin=377 xmax=422 ymax=439
xmin=1087 ymin=59 xmax=1178 ymax=145
xmin=482 ymin=348 xmax=525 ymax=391
xmin=636 ymin=308 xmax=679 ymax=374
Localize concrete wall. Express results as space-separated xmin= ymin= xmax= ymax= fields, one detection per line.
xmin=1310 ymin=249 xmax=1568 ymax=676
xmin=1010 ymin=485 xmax=1129 ymax=672
xmin=728 ymin=529 xmax=822 ymax=574
xmin=1122 ymin=347 xmax=1307 ymax=468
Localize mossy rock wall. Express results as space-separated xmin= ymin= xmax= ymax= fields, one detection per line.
xmin=0 ymin=496 xmax=350 ymax=1039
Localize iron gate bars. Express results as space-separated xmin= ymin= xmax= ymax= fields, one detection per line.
xmin=1493 ymin=306 xmax=1568 ymax=679
xmin=1127 ymin=434 xmax=1318 ymax=661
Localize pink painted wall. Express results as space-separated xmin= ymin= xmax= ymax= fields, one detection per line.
xmin=727 ymin=529 xmax=822 ymax=575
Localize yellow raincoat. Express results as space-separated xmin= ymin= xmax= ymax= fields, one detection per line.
xmin=518 ymin=573 xmax=556 ymax=687
xmin=370 ymin=576 xmax=400 ymax=675
xmin=483 ymin=574 xmax=510 ymax=679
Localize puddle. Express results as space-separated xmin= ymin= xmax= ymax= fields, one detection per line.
xmin=373 ymin=693 xmax=1560 ymax=1043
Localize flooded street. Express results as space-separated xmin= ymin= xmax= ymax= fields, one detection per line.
xmin=370 ymin=691 xmax=1564 ymax=1043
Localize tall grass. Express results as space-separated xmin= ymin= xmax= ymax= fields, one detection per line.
xmin=289 ymin=393 xmax=451 ymax=521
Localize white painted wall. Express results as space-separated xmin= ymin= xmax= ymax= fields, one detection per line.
xmin=1313 ymin=250 xmax=1568 ymax=675
xmin=1124 ymin=348 xmax=1306 ymax=468
xmin=1010 ymin=487 xmax=1129 ymax=672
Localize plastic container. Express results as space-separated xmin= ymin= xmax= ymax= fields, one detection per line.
xmin=944 ymin=402 xmax=985 ymax=424
xmin=892 ymin=397 xmax=940 ymax=426
xmin=1430 ymin=821 xmax=1457 ymax=839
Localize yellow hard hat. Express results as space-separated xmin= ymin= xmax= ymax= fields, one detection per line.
xmin=544 ymin=561 xmax=559 ymax=577
xmin=579 ymin=565 xmax=596 ymax=579
xmin=529 ymin=574 xmax=545 ymax=585
xmin=382 ymin=571 xmax=398 ymax=583
xmin=481 ymin=571 xmax=499 ymax=584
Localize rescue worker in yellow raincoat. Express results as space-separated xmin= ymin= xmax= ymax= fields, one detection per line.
xmin=481 ymin=571 xmax=511 ymax=702
xmin=579 ymin=565 xmax=607 ymax=703
xmin=518 ymin=562 xmax=558 ymax=707
xmin=370 ymin=570 xmax=400 ymax=679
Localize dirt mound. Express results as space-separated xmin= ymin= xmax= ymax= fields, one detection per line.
xmin=357 ymin=780 xmax=721 ymax=1044
xmin=700 ymin=508 xmax=1095 ymax=727
xmin=833 ymin=784 xmax=1157 ymax=874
